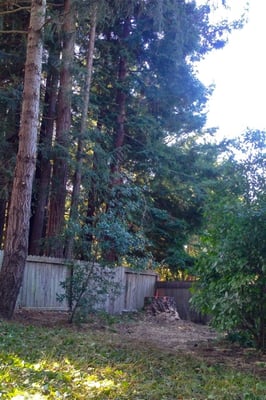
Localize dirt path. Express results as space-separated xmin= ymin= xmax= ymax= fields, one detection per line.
xmin=13 ymin=309 xmax=217 ymax=350
xmin=13 ymin=309 xmax=266 ymax=378
xmin=117 ymin=314 xmax=266 ymax=376
xmin=116 ymin=313 xmax=217 ymax=350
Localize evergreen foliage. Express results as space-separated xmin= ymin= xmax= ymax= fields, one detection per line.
xmin=0 ymin=0 xmax=246 ymax=319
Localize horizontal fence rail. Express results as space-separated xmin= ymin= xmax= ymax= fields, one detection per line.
xmin=0 ymin=251 xmax=157 ymax=314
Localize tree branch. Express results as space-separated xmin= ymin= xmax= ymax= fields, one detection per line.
xmin=0 ymin=30 xmax=28 ymax=34
xmin=0 ymin=6 xmax=30 ymax=16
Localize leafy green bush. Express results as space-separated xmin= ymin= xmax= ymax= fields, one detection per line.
xmin=58 ymin=183 xmax=153 ymax=323
xmin=57 ymin=260 xmax=121 ymax=323
xmin=191 ymin=130 xmax=266 ymax=352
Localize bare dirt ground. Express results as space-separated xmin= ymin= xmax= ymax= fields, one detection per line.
xmin=13 ymin=309 xmax=266 ymax=378
xmin=116 ymin=312 xmax=218 ymax=350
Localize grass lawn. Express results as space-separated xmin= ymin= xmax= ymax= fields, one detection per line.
xmin=0 ymin=316 xmax=265 ymax=399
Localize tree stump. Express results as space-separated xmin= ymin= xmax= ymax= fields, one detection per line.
xmin=144 ymin=296 xmax=180 ymax=320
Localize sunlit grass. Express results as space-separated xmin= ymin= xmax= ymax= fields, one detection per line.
xmin=0 ymin=321 xmax=265 ymax=399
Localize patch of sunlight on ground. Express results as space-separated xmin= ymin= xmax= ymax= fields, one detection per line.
xmin=11 ymin=394 xmax=46 ymax=399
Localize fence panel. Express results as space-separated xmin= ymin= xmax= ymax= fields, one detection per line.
xmin=125 ymin=270 xmax=157 ymax=311
xmin=19 ymin=256 xmax=69 ymax=310
xmin=0 ymin=252 xmax=157 ymax=314
xmin=102 ymin=266 xmax=126 ymax=314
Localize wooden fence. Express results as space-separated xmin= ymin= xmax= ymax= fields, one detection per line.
xmin=0 ymin=252 xmax=157 ymax=314
xmin=155 ymin=280 xmax=208 ymax=323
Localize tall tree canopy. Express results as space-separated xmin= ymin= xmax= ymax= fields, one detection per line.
xmin=0 ymin=0 xmax=242 ymax=317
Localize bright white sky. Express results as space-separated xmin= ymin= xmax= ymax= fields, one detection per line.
xmin=196 ymin=0 xmax=266 ymax=140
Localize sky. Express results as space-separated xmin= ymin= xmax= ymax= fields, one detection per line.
xmin=196 ymin=0 xmax=266 ymax=140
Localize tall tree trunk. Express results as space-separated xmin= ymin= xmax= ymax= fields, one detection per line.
xmin=104 ymin=17 xmax=130 ymax=263
xmin=0 ymin=94 xmax=21 ymax=248
xmin=0 ymin=0 xmax=46 ymax=319
xmin=29 ymin=49 xmax=60 ymax=255
xmin=64 ymin=4 xmax=97 ymax=260
xmin=111 ymin=17 xmax=131 ymax=185
xmin=46 ymin=0 xmax=75 ymax=257
xmin=0 ymin=199 xmax=7 ymax=247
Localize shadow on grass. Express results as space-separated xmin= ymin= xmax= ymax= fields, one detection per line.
xmin=0 ymin=321 xmax=265 ymax=399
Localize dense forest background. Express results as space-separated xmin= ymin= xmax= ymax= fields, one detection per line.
xmin=0 ymin=0 xmax=265 ymax=348
xmin=0 ymin=0 xmax=232 ymax=267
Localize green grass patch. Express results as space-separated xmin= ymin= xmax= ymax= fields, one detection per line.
xmin=0 ymin=320 xmax=265 ymax=399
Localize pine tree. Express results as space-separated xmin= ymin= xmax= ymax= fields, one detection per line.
xmin=45 ymin=0 xmax=76 ymax=257
xmin=29 ymin=43 xmax=60 ymax=255
xmin=0 ymin=3 xmax=29 ymax=245
xmin=0 ymin=0 xmax=46 ymax=319
xmin=64 ymin=3 xmax=98 ymax=259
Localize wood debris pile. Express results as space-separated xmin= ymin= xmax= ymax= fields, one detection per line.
xmin=144 ymin=296 xmax=180 ymax=321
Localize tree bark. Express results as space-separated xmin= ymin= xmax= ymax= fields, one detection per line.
xmin=111 ymin=17 xmax=131 ymax=185
xmin=0 ymin=199 xmax=7 ymax=246
xmin=29 ymin=48 xmax=60 ymax=255
xmin=0 ymin=0 xmax=46 ymax=319
xmin=46 ymin=0 xmax=75 ymax=257
xmin=64 ymin=4 xmax=97 ymax=260
xmin=104 ymin=17 xmax=131 ymax=263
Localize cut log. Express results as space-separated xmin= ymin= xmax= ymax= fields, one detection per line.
xmin=144 ymin=296 xmax=180 ymax=319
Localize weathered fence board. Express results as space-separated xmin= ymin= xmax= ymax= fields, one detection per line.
xmin=124 ymin=270 xmax=157 ymax=311
xmin=20 ymin=256 xmax=69 ymax=310
xmin=0 ymin=252 xmax=157 ymax=314
xmin=103 ymin=266 xmax=125 ymax=314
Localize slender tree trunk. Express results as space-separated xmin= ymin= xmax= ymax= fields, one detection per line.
xmin=29 ymin=50 xmax=60 ymax=255
xmin=111 ymin=17 xmax=131 ymax=185
xmin=46 ymin=0 xmax=75 ymax=257
xmin=104 ymin=18 xmax=130 ymax=262
xmin=0 ymin=199 xmax=7 ymax=247
xmin=64 ymin=4 xmax=97 ymax=260
xmin=0 ymin=98 xmax=21 ymax=247
xmin=258 ymin=283 xmax=266 ymax=351
xmin=0 ymin=0 xmax=46 ymax=319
